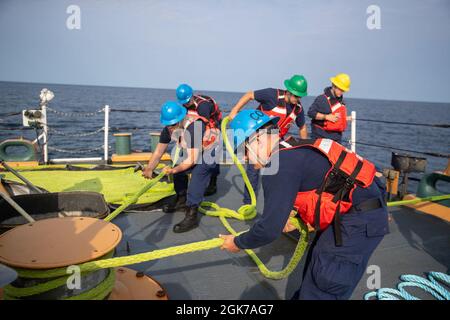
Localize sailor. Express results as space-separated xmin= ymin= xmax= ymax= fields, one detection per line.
xmin=175 ymin=83 xmax=222 ymax=196
xmin=220 ymin=110 xmax=389 ymax=300
xmin=143 ymin=84 xmax=222 ymax=196
xmin=143 ymin=101 xmax=220 ymax=233
xmin=228 ymin=75 xmax=309 ymax=205
xmin=307 ymin=73 xmax=351 ymax=143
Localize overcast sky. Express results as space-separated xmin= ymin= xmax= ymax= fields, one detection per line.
xmin=0 ymin=0 xmax=449 ymax=102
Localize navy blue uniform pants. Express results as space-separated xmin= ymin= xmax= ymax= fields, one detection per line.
xmin=243 ymin=164 xmax=260 ymax=205
xmin=292 ymin=201 xmax=389 ymax=300
xmin=211 ymin=162 xmax=220 ymax=178
xmin=173 ymin=161 xmax=219 ymax=208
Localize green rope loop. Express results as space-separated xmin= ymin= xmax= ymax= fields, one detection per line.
xmin=3 ymin=117 xmax=309 ymax=300
xmin=4 ymin=251 xmax=115 ymax=300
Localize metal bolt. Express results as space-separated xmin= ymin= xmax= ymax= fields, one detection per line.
xmin=136 ymin=271 xmax=144 ymax=278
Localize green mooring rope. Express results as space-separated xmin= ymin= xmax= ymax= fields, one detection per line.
xmin=4 ymin=117 xmax=449 ymax=300
xmin=3 ymin=251 xmax=115 ymax=300
xmin=386 ymin=194 xmax=450 ymax=207
xmin=3 ymin=116 xmax=309 ymax=300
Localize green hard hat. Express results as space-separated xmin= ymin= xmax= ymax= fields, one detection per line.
xmin=284 ymin=74 xmax=308 ymax=97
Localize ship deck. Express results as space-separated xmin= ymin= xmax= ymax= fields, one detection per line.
xmin=110 ymin=166 xmax=450 ymax=300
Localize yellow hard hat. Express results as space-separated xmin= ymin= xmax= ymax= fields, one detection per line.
xmin=330 ymin=73 xmax=351 ymax=92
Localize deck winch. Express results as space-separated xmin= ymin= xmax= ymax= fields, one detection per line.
xmin=0 ymin=217 xmax=168 ymax=300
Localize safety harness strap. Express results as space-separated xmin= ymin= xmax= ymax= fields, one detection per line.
xmin=313 ymin=150 xmax=348 ymax=231
xmin=192 ymin=95 xmax=222 ymax=127
xmin=333 ymin=159 xmax=364 ymax=246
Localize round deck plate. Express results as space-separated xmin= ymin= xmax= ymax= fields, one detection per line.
xmin=0 ymin=268 xmax=168 ymax=300
xmin=109 ymin=267 xmax=168 ymax=300
xmin=0 ymin=217 xmax=122 ymax=269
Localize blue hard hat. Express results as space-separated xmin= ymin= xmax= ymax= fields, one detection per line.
xmin=176 ymin=84 xmax=193 ymax=105
xmin=229 ymin=110 xmax=279 ymax=149
xmin=160 ymin=101 xmax=187 ymax=126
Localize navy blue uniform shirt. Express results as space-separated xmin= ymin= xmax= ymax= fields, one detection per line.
xmin=234 ymin=146 xmax=384 ymax=249
xmin=307 ymin=87 xmax=345 ymax=142
xmin=254 ymin=88 xmax=305 ymax=128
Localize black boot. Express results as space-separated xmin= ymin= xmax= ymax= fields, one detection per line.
xmin=173 ymin=206 xmax=199 ymax=233
xmin=204 ymin=176 xmax=218 ymax=196
xmin=162 ymin=193 xmax=187 ymax=213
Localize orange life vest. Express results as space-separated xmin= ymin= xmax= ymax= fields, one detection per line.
xmin=279 ymin=138 xmax=376 ymax=245
xmin=178 ymin=110 xmax=220 ymax=150
xmin=190 ymin=95 xmax=222 ymax=129
xmin=258 ymin=89 xmax=303 ymax=138
xmin=314 ymin=94 xmax=348 ymax=132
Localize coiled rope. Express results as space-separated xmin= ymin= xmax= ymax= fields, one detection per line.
xmin=3 ymin=116 xmax=309 ymax=300
xmin=3 ymin=252 xmax=116 ymax=300
xmin=364 ymin=272 xmax=450 ymax=300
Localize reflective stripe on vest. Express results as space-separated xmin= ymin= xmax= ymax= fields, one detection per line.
xmin=190 ymin=95 xmax=222 ymax=128
xmin=178 ymin=110 xmax=219 ymax=150
xmin=278 ymin=138 xmax=376 ymax=231
xmin=258 ymin=89 xmax=302 ymax=137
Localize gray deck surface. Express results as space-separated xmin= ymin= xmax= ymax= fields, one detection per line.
xmin=111 ymin=166 xmax=450 ymax=300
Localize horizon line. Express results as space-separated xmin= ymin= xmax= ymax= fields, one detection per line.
xmin=1 ymin=79 xmax=449 ymax=105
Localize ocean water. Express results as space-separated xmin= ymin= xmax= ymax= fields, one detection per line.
xmin=0 ymin=81 xmax=449 ymax=192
